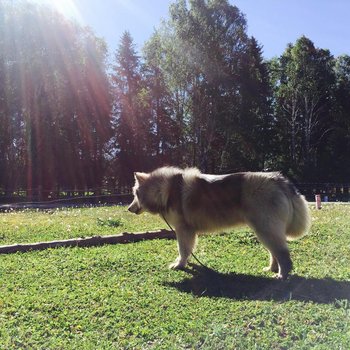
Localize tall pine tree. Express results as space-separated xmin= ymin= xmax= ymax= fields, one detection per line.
xmin=112 ymin=31 xmax=152 ymax=185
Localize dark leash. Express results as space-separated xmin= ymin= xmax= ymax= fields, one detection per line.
xmin=161 ymin=213 xmax=212 ymax=271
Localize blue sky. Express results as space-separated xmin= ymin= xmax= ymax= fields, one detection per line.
xmin=35 ymin=0 xmax=350 ymax=59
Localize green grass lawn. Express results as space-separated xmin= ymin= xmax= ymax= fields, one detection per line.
xmin=0 ymin=204 xmax=350 ymax=349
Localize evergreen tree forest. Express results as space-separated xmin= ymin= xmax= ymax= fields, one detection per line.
xmin=1 ymin=0 xmax=350 ymax=198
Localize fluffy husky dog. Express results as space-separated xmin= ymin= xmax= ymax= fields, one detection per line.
xmin=128 ymin=167 xmax=310 ymax=279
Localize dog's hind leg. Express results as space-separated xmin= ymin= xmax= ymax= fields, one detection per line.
xmin=273 ymin=247 xmax=292 ymax=280
xmin=250 ymin=221 xmax=292 ymax=280
xmin=261 ymin=237 xmax=292 ymax=280
xmin=169 ymin=226 xmax=197 ymax=270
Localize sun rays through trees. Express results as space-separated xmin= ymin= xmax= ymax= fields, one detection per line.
xmin=1 ymin=0 xmax=350 ymax=198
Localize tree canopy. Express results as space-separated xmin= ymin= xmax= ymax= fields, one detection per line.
xmin=1 ymin=0 xmax=350 ymax=198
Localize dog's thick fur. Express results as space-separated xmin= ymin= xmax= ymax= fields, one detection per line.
xmin=128 ymin=167 xmax=310 ymax=279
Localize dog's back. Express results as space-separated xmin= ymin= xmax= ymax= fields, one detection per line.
xmin=180 ymin=169 xmax=309 ymax=238
xmin=181 ymin=171 xmax=246 ymax=231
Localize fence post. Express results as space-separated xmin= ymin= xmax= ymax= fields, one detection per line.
xmin=315 ymin=194 xmax=322 ymax=209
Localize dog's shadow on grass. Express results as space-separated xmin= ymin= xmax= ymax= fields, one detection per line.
xmin=165 ymin=264 xmax=350 ymax=304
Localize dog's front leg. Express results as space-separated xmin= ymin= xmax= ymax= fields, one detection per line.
xmin=169 ymin=226 xmax=197 ymax=270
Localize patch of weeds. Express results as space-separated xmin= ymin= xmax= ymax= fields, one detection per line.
xmin=96 ymin=217 xmax=123 ymax=228
xmin=334 ymin=299 xmax=350 ymax=316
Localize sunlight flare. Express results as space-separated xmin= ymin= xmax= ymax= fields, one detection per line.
xmin=35 ymin=0 xmax=83 ymax=22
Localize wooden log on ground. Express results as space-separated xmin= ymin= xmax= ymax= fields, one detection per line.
xmin=0 ymin=229 xmax=176 ymax=254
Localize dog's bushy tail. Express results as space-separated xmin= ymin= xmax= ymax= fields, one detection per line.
xmin=286 ymin=194 xmax=311 ymax=240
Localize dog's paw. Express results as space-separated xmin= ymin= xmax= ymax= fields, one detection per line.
xmin=169 ymin=260 xmax=186 ymax=270
xmin=263 ymin=266 xmax=279 ymax=273
xmin=275 ymin=273 xmax=289 ymax=281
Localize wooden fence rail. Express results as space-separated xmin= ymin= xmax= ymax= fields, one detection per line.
xmin=297 ymin=183 xmax=350 ymax=202
xmin=1 ymin=183 xmax=350 ymax=207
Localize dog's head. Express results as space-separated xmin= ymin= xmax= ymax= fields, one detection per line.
xmin=128 ymin=167 xmax=183 ymax=215
xmin=128 ymin=172 xmax=150 ymax=215
xmin=128 ymin=171 xmax=166 ymax=215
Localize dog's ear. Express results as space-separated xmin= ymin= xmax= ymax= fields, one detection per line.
xmin=134 ymin=172 xmax=150 ymax=184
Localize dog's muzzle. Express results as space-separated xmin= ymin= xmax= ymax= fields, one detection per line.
xmin=128 ymin=201 xmax=142 ymax=214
